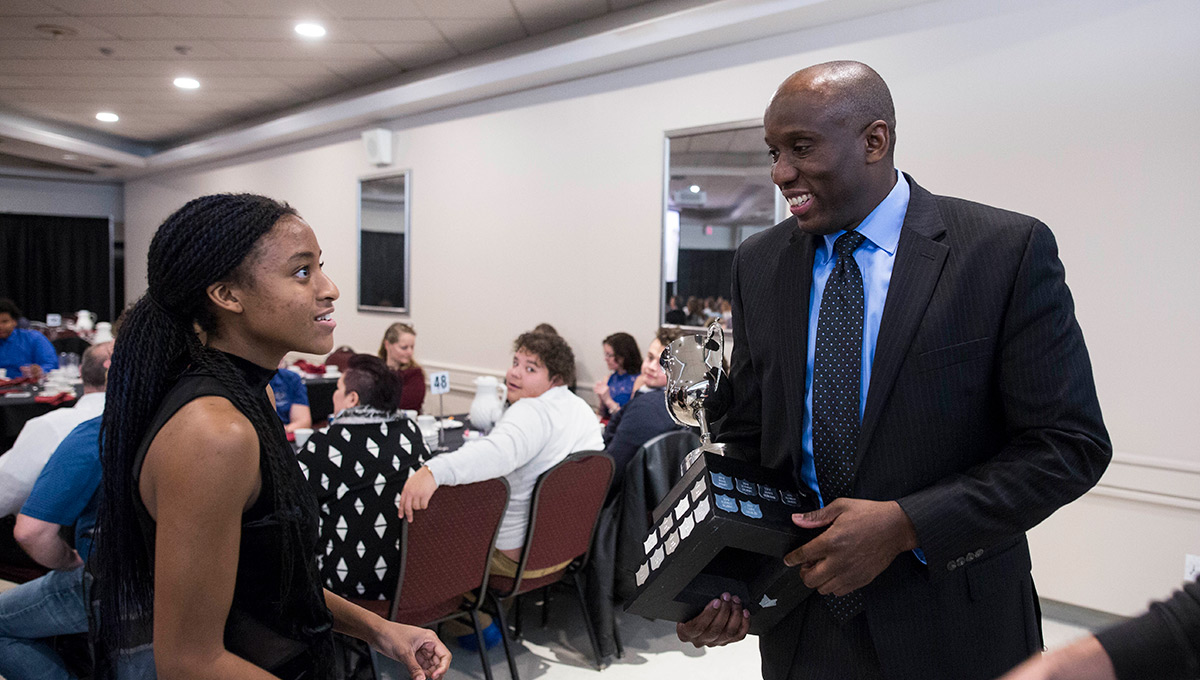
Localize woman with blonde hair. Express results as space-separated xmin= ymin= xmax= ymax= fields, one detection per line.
xmin=378 ymin=322 xmax=426 ymax=413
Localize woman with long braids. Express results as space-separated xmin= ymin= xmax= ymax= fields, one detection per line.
xmin=93 ymin=194 xmax=450 ymax=679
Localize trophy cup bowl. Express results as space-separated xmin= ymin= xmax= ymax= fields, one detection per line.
xmin=661 ymin=320 xmax=732 ymax=470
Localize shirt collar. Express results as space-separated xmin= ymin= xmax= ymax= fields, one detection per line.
xmin=820 ymin=169 xmax=909 ymax=257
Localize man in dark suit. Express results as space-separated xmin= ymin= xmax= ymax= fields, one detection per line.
xmin=676 ymin=61 xmax=1111 ymax=680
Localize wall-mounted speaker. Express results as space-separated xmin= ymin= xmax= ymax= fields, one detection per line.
xmin=362 ymin=128 xmax=393 ymax=167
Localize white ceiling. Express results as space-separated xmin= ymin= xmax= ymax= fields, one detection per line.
xmin=0 ymin=0 xmax=935 ymax=180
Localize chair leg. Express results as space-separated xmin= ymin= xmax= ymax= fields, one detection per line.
xmin=613 ymin=613 xmax=624 ymax=659
xmin=513 ymin=593 xmax=524 ymax=640
xmin=469 ymin=609 xmax=495 ymax=680
xmin=489 ymin=591 xmax=521 ymax=680
xmin=571 ymin=573 xmax=605 ymax=670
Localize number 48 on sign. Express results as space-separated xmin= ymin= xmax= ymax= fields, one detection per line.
xmin=429 ymin=371 xmax=450 ymax=395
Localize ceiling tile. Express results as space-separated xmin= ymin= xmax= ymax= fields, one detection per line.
xmin=607 ymin=0 xmax=655 ymax=9
xmin=371 ymin=41 xmax=458 ymax=70
xmin=413 ymin=0 xmax=519 ymax=20
xmin=0 ymin=1 xmax=65 ymax=16
xmin=210 ymin=40 xmax=379 ymax=61
xmin=279 ymin=75 xmax=354 ymax=98
xmin=223 ymin=0 xmax=328 ymax=18
xmin=141 ymin=0 xmax=242 ymax=16
xmin=43 ymin=0 xmax=160 ymax=16
xmin=338 ymin=18 xmax=443 ymax=42
xmin=169 ymin=16 xmax=323 ymax=41
xmin=0 ymin=15 xmax=119 ymax=39
xmin=322 ymin=60 xmax=403 ymax=86
xmin=513 ymin=0 xmax=607 ymax=23
xmin=315 ymin=0 xmax=423 ymax=19
xmin=78 ymin=15 xmax=196 ymax=40
xmin=0 ymin=75 xmax=41 ymax=88
xmin=0 ymin=39 xmax=234 ymax=60
xmin=434 ymin=18 xmax=527 ymax=54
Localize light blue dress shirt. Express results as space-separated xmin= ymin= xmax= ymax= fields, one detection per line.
xmin=800 ymin=170 xmax=909 ymax=506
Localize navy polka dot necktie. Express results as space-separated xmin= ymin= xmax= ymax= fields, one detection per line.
xmin=812 ymin=230 xmax=867 ymax=623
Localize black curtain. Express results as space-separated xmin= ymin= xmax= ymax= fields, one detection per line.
xmin=359 ymin=230 xmax=406 ymax=308
xmin=676 ymin=248 xmax=734 ymax=301
xmin=0 ymin=213 xmax=112 ymax=322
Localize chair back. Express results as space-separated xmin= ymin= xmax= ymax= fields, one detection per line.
xmin=390 ymin=477 xmax=509 ymax=624
xmin=633 ymin=430 xmax=700 ymax=505
xmin=501 ymin=451 xmax=614 ymax=597
xmin=324 ymin=345 xmax=356 ymax=372
xmin=613 ymin=430 xmax=700 ymax=602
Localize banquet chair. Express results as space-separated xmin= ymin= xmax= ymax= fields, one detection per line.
xmin=486 ymin=451 xmax=614 ymax=679
xmin=324 ymin=345 xmax=356 ymax=372
xmin=346 ymin=477 xmax=509 ymax=680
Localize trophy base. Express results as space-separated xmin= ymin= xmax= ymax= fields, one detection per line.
xmin=681 ymin=440 xmax=724 ymax=475
xmin=625 ymin=452 xmax=824 ymax=635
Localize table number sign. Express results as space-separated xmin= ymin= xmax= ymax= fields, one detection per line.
xmin=428 ymin=371 xmax=450 ymax=395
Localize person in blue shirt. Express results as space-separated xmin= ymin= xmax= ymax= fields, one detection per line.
xmin=0 ymin=415 xmax=106 ymax=679
xmin=592 ymin=332 xmax=640 ymax=418
xmin=270 ymin=365 xmax=312 ymax=433
xmin=0 ymin=298 xmax=58 ymax=379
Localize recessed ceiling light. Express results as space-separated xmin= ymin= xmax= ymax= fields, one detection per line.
xmin=294 ymin=22 xmax=326 ymax=38
xmin=96 ymin=112 xmax=119 ymax=122
xmin=174 ymin=77 xmax=200 ymax=89
xmin=689 ymin=184 xmax=701 ymax=193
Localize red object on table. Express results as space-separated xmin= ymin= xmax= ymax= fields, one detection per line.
xmin=292 ymin=359 xmax=326 ymax=375
xmin=34 ymin=392 xmax=75 ymax=406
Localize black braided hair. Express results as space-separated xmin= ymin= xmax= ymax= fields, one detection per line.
xmin=94 ymin=193 xmax=333 ymax=675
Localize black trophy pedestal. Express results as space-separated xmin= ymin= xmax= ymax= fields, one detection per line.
xmin=625 ymin=452 xmax=824 ymax=634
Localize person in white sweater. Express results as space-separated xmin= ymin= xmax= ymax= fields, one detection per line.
xmin=399 ymin=331 xmax=602 ymax=576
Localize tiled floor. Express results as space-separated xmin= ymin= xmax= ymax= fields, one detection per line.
xmin=0 ymin=577 xmax=1099 ymax=680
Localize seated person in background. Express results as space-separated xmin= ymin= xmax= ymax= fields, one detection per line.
xmin=378 ymin=322 xmax=426 ymax=413
xmin=399 ymin=332 xmax=602 ymax=576
xmin=0 ymin=415 xmax=117 ymax=679
xmin=593 ymin=332 xmax=640 ymax=419
xmin=684 ymin=297 xmax=706 ymax=327
xmin=664 ymin=296 xmax=687 ymax=326
xmin=270 ymin=362 xmax=312 ymax=433
xmin=0 ymin=341 xmax=112 ymax=517
xmin=299 ymin=354 xmax=430 ymax=600
xmin=602 ymin=327 xmax=683 ymax=493
xmin=0 ymin=298 xmax=58 ymax=379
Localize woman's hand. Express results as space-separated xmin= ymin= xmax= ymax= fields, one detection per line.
xmin=592 ymin=380 xmax=609 ymax=399
xmin=372 ymin=622 xmax=451 ymax=680
xmin=398 ymin=467 xmax=438 ymax=522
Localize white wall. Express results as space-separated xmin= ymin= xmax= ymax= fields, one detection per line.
xmin=123 ymin=0 xmax=1200 ymax=616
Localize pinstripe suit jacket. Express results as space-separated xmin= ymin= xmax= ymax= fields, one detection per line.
xmin=718 ymin=175 xmax=1111 ymax=680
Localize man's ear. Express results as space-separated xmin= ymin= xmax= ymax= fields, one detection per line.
xmin=863 ymin=120 xmax=891 ymax=164
xmin=345 ymin=390 xmax=360 ymax=409
xmin=206 ymin=281 xmax=244 ymax=315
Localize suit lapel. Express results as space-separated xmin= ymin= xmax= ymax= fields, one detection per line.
xmin=776 ymin=224 xmax=815 ymax=469
xmin=854 ymin=177 xmax=948 ymax=469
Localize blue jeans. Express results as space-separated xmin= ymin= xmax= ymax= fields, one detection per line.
xmin=0 ymin=566 xmax=89 ymax=680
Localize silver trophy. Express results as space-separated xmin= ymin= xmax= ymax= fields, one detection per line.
xmin=661 ymin=319 xmax=733 ymax=471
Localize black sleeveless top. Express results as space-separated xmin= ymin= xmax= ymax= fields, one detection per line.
xmin=132 ymin=352 xmax=333 ymax=679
